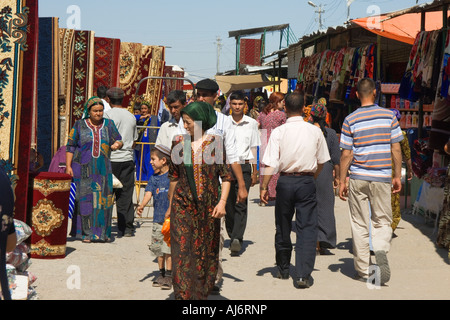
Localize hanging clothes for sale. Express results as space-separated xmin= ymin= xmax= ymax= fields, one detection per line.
xmin=399 ymin=30 xmax=443 ymax=104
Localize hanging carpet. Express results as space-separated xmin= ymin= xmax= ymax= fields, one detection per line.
xmin=93 ymin=37 xmax=121 ymax=92
xmin=37 ymin=17 xmax=61 ymax=172
xmin=0 ymin=0 xmax=39 ymax=222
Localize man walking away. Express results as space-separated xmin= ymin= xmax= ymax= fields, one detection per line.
xmin=339 ymin=78 xmax=403 ymax=285
xmin=260 ymin=92 xmax=330 ymax=289
xmin=105 ymin=87 xmax=139 ymax=237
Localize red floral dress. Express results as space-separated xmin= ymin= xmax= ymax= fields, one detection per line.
xmin=169 ymin=134 xmax=233 ymax=300
xmin=258 ymin=110 xmax=287 ymax=200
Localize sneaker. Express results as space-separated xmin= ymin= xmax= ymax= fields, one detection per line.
xmin=230 ymin=239 xmax=241 ymax=256
xmin=160 ymin=276 xmax=172 ymax=290
xmin=374 ymin=250 xmax=391 ymax=284
xmin=152 ymin=275 xmax=164 ymax=287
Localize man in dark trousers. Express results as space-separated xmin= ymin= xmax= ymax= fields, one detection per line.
xmin=260 ymin=92 xmax=330 ymax=289
xmin=105 ymin=87 xmax=139 ymax=237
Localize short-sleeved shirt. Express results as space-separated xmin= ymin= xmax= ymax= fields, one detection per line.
xmin=340 ymin=104 xmax=404 ymax=183
xmin=145 ymin=172 xmax=170 ymax=224
xmin=229 ymin=115 xmax=261 ymax=162
xmin=178 ymin=110 xmax=239 ymax=164
xmin=262 ymin=116 xmax=331 ymax=174
xmin=105 ymin=108 xmax=138 ymax=162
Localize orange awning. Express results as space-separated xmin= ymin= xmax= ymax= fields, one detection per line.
xmin=352 ymin=11 xmax=448 ymax=45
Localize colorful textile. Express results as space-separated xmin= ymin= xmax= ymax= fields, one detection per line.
xmin=93 ymin=37 xmax=121 ymax=92
xmin=0 ymin=0 xmax=39 ymax=222
xmin=399 ymin=30 xmax=442 ymax=103
xmin=169 ymin=135 xmax=233 ymax=300
xmin=240 ymin=38 xmax=262 ymax=66
xmin=37 ymin=17 xmax=60 ymax=172
xmin=163 ymin=65 xmax=184 ymax=99
xmin=437 ymin=164 xmax=450 ymax=259
xmin=429 ymin=30 xmax=450 ymax=152
xmin=391 ymin=131 xmax=412 ymax=231
xmin=58 ymin=28 xmax=75 ymax=146
xmin=68 ymin=30 xmax=96 ymax=132
xmin=66 ymin=118 xmax=122 ymax=242
xmin=119 ymin=43 xmax=165 ymax=114
xmin=29 ymin=172 xmax=72 ymax=259
xmin=340 ymin=105 xmax=404 ymax=183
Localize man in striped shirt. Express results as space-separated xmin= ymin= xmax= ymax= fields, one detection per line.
xmin=339 ymin=78 xmax=403 ymax=285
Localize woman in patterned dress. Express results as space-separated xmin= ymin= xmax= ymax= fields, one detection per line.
xmin=437 ymin=138 xmax=450 ymax=260
xmin=168 ymin=101 xmax=232 ymax=300
xmin=66 ymin=97 xmax=123 ymax=243
xmin=258 ymin=92 xmax=286 ymax=203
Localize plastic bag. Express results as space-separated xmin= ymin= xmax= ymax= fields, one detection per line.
xmin=161 ymin=218 xmax=170 ymax=247
xmin=13 ymin=220 xmax=32 ymax=245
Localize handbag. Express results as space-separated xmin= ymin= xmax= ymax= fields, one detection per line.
xmin=161 ymin=218 xmax=171 ymax=247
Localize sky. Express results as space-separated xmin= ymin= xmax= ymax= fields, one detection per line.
xmin=38 ymin=0 xmax=432 ymax=82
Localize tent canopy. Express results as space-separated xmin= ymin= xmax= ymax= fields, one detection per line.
xmin=352 ymin=10 xmax=448 ymax=45
xmin=215 ymin=74 xmax=280 ymax=93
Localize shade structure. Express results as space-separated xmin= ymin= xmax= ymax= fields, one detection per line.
xmin=352 ymin=10 xmax=449 ymax=45
xmin=215 ymin=75 xmax=280 ymax=94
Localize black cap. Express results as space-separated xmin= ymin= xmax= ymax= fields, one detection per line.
xmin=196 ymin=79 xmax=219 ymax=93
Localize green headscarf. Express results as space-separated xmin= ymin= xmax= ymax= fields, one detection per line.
xmin=180 ymin=101 xmax=217 ymax=132
xmin=180 ymin=101 xmax=218 ymax=204
xmin=82 ymin=97 xmax=104 ymax=119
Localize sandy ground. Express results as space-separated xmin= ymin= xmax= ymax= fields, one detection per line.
xmin=28 ymin=185 xmax=450 ymax=301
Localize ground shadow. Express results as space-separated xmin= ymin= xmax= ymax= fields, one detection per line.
xmin=223 ymin=239 xmax=255 ymax=256
xmin=401 ymin=210 xmax=449 ymax=264
xmin=139 ymin=270 xmax=160 ymax=283
xmin=327 ymin=257 xmax=355 ymax=280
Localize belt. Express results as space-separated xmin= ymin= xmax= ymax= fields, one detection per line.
xmin=280 ymin=172 xmax=314 ymax=177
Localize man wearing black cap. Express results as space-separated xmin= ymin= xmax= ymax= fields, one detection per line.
xmin=105 ymin=87 xmax=139 ymax=237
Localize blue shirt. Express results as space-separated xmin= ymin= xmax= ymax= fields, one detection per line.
xmin=145 ymin=172 xmax=170 ymax=223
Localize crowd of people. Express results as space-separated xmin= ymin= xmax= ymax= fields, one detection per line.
xmin=1 ymin=77 xmax=450 ymax=300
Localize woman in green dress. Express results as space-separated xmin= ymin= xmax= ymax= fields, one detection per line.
xmin=167 ymin=101 xmax=233 ymax=300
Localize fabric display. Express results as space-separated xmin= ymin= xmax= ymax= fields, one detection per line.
xmin=67 ymin=30 xmax=96 ymax=131
xmin=5 ymin=219 xmax=38 ymax=300
xmin=240 ymin=38 xmax=262 ymax=66
xmin=93 ymin=37 xmax=121 ymax=92
xmin=399 ymin=30 xmax=443 ymax=104
xmin=58 ymin=28 xmax=75 ymax=146
xmin=296 ymin=44 xmax=376 ymax=103
xmin=0 ymin=0 xmax=39 ymax=222
xmin=429 ymin=29 xmax=450 ymax=151
xmin=29 ymin=172 xmax=72 ymax=259
xmin=37 ymin=17 xmax=61 ymax=172
xmin=119 ymin=43 xmax=165 ymax=114
xmin=163 ymin=65 xmax=185 ymax=99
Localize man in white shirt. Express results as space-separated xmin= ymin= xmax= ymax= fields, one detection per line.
xmin=261 ymin=92 xmax=330 ymax=289
xmin=104 ymin=87 xmax=139 ymax=237
xmin=225 ymin=91 xmax=260 ymax=256
xmin=156 ymin=90 xmax=186 ymax=150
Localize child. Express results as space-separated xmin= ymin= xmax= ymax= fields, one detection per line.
xmin=137 ymin=145 xmax=172 ymax=290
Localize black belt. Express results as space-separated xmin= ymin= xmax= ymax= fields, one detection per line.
xmin=280 ymin=172 xmax=314 ymax=177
